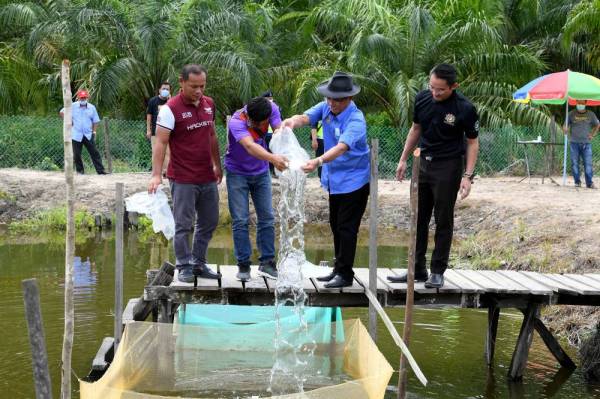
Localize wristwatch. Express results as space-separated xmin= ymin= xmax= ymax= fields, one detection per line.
xmin=463 ymin=172 xmax=474 ymax=182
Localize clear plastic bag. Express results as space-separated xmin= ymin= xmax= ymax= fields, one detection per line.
xmin=269 ymin=127 xmax=310 ymax=174
xmin=124 ymin=187 xmax=175 ymax=240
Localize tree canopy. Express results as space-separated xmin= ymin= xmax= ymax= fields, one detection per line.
xmin=0 ymin=0 xmax=598 ymax=128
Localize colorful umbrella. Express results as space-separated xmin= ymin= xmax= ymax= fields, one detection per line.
xmin=513 ymin=70 xmax=600 ymax=184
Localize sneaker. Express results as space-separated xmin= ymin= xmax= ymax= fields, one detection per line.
xmin=258 ymin=260 xmax=278 ymax=280
xmin=177 ymin=264 xmax=194 ymax=283
xmin=193 ymin=264 xmax=220 ymax=279
xmin=236 ymin=262 xmax=251 ymax=282
xmin=587 ymin=184 xmax=596 ymax=189
xmin=575 ymin=182 xmax=581 ymax=187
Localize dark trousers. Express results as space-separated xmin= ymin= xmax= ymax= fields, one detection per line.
xmin=72 ymin=136 xmax=105 ymax=174
xmin=315 ymin=138 xmax=324 ymax=178
xmin=415 ymin=157 xmax=462 ymax=275
xmin=329 ymin=183 xmax=369 ymax=280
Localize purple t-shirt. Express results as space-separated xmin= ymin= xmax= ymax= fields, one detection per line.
xmin=224 ymin=101 xmax=282 ymax=175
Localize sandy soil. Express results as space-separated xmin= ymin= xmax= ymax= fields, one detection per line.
xmin=1 ymin=168 xmax=600 ymax=272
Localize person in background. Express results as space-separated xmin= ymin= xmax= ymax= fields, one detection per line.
xmin=281 ymin=71 xmax=370 ymax=289
xmin=146 ymin=81 xmax=171 ymax=175
xmin=224 ymin=96 xmax=287 ymax=282
xmin=566 ymin=100 xmax=599 ymax=188
xmin=388 ymin=63 xmax=479 ymax=288
xmin=59 ymin=89 xmax=107 ymax=175
xmin=261 ymin=89 xmax=282 ymax=176
xmin=311 ymin=121 xmax=324 ymax=178
xmin=148 ymin=64 xmax=222 ymax=283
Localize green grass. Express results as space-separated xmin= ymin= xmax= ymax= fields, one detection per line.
xmin=8 ymin=207 xmax=96 ymax=233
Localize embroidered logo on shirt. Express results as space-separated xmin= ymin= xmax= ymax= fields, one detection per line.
xmin=444 ymin=113 xmax=456 ymax=126
xmin=182 ymin=112 xmax=193 ymax=119
xmin=187 ymin=121 xmax=213 ymax=131
xmin=474 ymin=121 xmax=480 ymax=131
xmin=204 ymin=107 xmax=213 ymax=114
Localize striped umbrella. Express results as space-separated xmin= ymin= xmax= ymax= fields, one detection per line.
xmin=513 ymin=70 xmax=600 ymax=184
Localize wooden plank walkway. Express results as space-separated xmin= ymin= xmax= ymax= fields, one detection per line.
xmin=144 ymin=266 xmax=600 ymax=308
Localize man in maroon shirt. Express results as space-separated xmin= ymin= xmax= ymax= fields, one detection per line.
xmin=148 ymin=64 xmax=222 ymax=283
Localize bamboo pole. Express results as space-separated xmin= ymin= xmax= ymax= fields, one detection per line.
xmin=368 ymin=139 xmax=379 ymax=341
xmin=60 ymin=59 xmax=75 ymax=399
xmin=103 ymin=118 xmax=113 ymax=173
xmin=22 ymin=279 xmax=53 ymax=399
xmin=398 ymin=149 xmax=421 ymax=399
xmin=114 ymin=183 xmax=124 ymax=350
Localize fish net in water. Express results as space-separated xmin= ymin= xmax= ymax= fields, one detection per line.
xmin=79 ymin=309 xmax=393 ymax=399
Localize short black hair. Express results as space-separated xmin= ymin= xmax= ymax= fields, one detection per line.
xmin=430 ymin=63 xmax=457 ymax=86
xmin=261 ymin=89 xmax=273 ymax=98
xmin=181 ymin=64 xmax=207 ymax=81
xmin=246 ymin=97 xmax=272 ymax=122
xmin=160 ymin=81 xmax=171 ymax=88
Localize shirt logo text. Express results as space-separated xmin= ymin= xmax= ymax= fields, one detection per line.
xmin=187 ymin=121 xmax=213 ymax=131
xmin=182 ymin=112 xmax=193 ymax=119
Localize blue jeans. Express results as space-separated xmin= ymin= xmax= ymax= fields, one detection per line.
xmin=226 ymin=170 xmax=275 ymax=264
xmin=570 ymin=142 xmax=593 ymax=187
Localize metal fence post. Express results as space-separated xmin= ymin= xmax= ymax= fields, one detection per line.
xmin=368 ymin=139 xmax=379 ymax=341
xmin=114 ymin=183 xmax=124 ymax=350
xmin=103 ymin=118 xmax=113 ymax=173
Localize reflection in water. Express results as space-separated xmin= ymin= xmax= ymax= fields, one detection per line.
xmin=1 ymin=228 xmax=600 ymax=399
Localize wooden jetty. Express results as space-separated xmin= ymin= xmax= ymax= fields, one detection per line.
xmin=126 ymin=262 xmax=600 ymax=381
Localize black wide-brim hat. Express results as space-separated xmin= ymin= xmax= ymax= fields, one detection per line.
xmin=317 ymin=71 xmax=361 ymax=99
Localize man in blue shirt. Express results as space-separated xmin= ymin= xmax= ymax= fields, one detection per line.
xmin=282 ymin=71 xmax=370 ymax=288
xmin=60 ymin=89 xmax=106 ymax=174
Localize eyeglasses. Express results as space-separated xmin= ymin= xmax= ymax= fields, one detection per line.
xmin=428 ymin=84 xmax=451 ymax=95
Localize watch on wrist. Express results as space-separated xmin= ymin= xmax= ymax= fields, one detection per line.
xmin=463 ymin=172 xmax=474 ymax=182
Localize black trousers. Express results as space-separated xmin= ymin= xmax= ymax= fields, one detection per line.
xmin=72 ymin=136 xmax=105 ymax=174
xmin=329 ymin=183 xmax=369 ymax=280
xmin=315 ymin=138 xmax=324 ymax=178
xmin=415 ymin=157 xmax=462 ymax=275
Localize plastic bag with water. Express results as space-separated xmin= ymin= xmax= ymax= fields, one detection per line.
xmin=125 ymin=188 xmax=175 ymax=240
xmin=269 ymin=127 xmax=310 ymax=174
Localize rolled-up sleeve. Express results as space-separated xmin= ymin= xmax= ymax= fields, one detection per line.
xmin=339 ymin=116 xmax=366 ymax=150
xmin=304 ymin=101 xmax=326 ymax=127
xmin=91 ymin=106 xmax=100 ymax=124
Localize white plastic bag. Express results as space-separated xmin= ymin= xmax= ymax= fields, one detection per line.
xmin=269 ymin=127 xmax=310 ymax=173
xmin=125 ymin=188 xmax=175 ymax=240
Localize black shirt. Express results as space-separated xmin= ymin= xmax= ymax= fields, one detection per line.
xmin=146 ymin=95 xmax=168 ymax=135
xmin=413 ymin=90 xmax=479 ymax=159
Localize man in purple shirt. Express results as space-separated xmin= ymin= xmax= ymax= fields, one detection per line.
xmin=224 ymin=96 xmax=288 ymax=281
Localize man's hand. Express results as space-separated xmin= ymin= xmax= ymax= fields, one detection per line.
xmin=214 ymin=164 xmax=223 ymax=184
xmin=281 ymin=118 xmax=295 ymax=129
xmin=146 ymin=130 xmax=152 ymax=139
xmin=396 ymin=160 xmax=408 ymax=181
xmin=148 ymin=175 xmax=162 ymax=194
xmin=271 ymin=154 xmax=289 ymax=171
xmin=459 ymin=177 xmax=472 ymax=200
xmin=302 ymin=158 xmax=319 ymax=173
xmin=311 ymin=138 xmax=318 ymax=150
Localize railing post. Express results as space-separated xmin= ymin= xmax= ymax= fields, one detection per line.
xmin=103 ymin=118 xmax=113 ymax=173
xmin=114 ymin=183 xmax=124 ymax=350
xmin=368 ymin=139 xmax=379 ymax=341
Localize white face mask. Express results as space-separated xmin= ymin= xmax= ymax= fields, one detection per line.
xmin=576 ymin=104 xmax=586 ymax=112
xmin=160 ymin=89 xmax=170 ymax=98
xmin=79 ymin=100 xmax=87 ymax=106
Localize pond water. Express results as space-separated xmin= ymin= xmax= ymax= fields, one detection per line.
xmin=0 ymin=226 xmax=599 ymax=399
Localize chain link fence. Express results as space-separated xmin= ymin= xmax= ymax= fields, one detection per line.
xmin=1 ymin=114 xmax=599 ymax=180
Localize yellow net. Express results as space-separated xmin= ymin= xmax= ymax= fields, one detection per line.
xmin=80 ymin=318 xmax=393 ymax=399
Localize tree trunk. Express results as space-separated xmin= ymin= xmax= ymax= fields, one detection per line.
xmin=60 ymin=60 xmax=75 ymax=399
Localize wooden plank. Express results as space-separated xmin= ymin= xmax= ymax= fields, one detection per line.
xmin=92 ymin=337 xmax=114 ymax=372
xmin=547 ymin=274 xmax=598 ymax=295
xmin=444 ymin=269 xmax=487 ymax=293
xmin=508 ymin=303 xmax=539 ymax=380
xmin=378 ymin=268 xmax=408 ymax=294
xmin=485 ymin=305 xmax=500 ymax=366
xmin=459 ymin=270 xmax=514 ymax=293
xmin=122 ymin=298 xmax=139 ymax=325
xmin=243 ymin=265 xmax=269 ymax=293
xmin=310 ymin=274 xmax=363 ymax=294
xmin=171 ymin=264 xmax=220 ymax=291
xmin=133 ymin=262 xmax=174 ymax=321
xmin=519 ymin=271 xmax=579 ymax=295
xmin=475 ymin=271 xmax=532 ymax=294
xmin=563 ymin=274 xmax=600 ymax=293
xmin=354 ymin=268 xmax=387 ymax=293
xmin=497 ymin=271 xmax=554 ymax=296
xmin=219 ymin=265 xmax=244 ymax=292
xmin=533 ymin=317 xmax=576 ymax=370
xmin=390 ymin=268 xmax=438 ymax=294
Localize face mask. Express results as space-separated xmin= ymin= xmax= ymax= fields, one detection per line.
xmin=160 ymin=89 xmax=170 ymax=98
xmin=576 ymin=104 xmax=586 ymax=112
xmin=79 ymin=100 xmax=87 ymax=106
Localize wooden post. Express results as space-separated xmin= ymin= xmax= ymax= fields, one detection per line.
xmin=114 ymin=183 xmax=124 ymax=350
xmin=103 ymin=118 xmax=113 ymax=173
xmin=485 ymin=305 xmax=500 ymax=366
xmin=368 ymin=139 xmax=379 ymax=341
xmin=60 ymin=59 xmax=75 ymax=399
xmin=508 ymin=303 xmax=539 ymax=380
xmin=22 ymin=279 xmax=53 ymax=399
xmin=534 ymin=316 xmax=576 ymax=370
xmin=133 ymin=262 xmax=175 ymax=321
xmin=550 ymin=115 xmax=557 ymax=174
xmin=398 ymin=149 xmax=420 ymax=399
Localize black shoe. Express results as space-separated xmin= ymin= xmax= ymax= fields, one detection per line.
xmin=424 ymin=273 xmax=444 ymax=288
xmin=387 ymin=270 xmax=428 ymax=283
xmin=324 ymin=274 xmax=353 ymax=288
xmin=97 ymin=171 xmax=108 ymax=175
xmin=258 ymin=260 xmax=278 ymax=280
xmin=177 ymin=264 xmax=194 ymax=283
xmin=192 ymin=264 xmax=220 ymax=279
xmin=236 ymin=262 xmax=251 ymax=282
xmin=316 ymin=271 xmax=337 ymax=282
